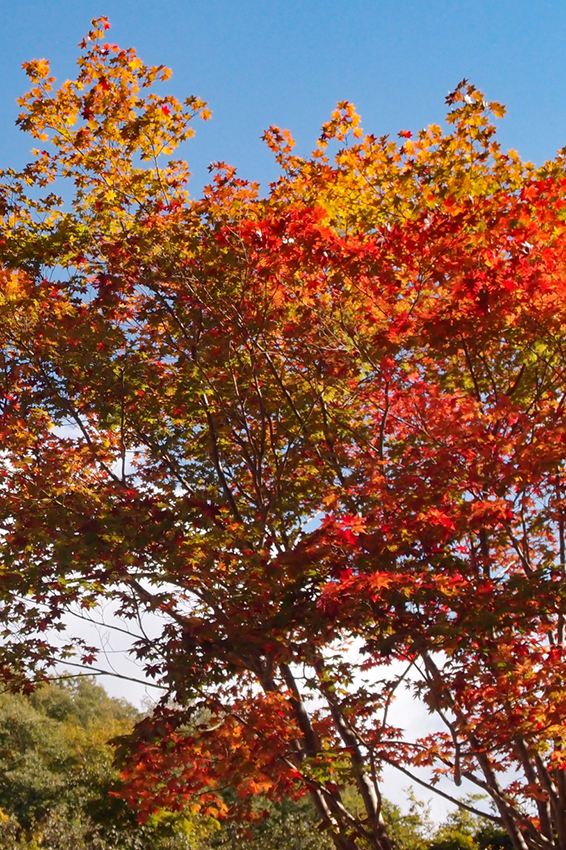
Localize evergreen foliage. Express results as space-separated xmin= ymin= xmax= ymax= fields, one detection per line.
xmin=0 ymin=679 xmax=209 ymax=849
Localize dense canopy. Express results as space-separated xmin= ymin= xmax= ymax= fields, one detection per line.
xmin=2 ymin=18 xmax=566 ymax=850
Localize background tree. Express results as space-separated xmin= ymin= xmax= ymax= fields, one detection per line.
xmin=1 ymin=17 xmax=566 ymax=850
xmin=0 ymin=678 xmax=213 ymax=849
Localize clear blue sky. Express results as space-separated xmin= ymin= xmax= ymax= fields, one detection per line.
xmin=1 ymin=0 xmax=566 ymax=194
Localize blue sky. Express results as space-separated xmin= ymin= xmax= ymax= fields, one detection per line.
xmin=1 ymin=0 xmax=566 ymax=194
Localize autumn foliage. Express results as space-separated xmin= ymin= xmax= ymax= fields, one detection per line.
xmin=2 ymin=17 xmax=566 ymax=850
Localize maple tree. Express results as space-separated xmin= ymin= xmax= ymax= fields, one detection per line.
xmin=2 ymin=17 xmax=566 ymax=850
